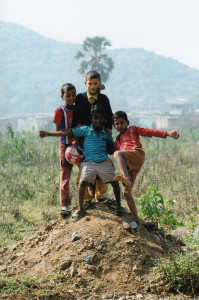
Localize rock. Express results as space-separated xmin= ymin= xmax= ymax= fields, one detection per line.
xmin=136 ymin=294 xmax=143 ymax=299
xmin=123 ymin=221 xmax=130 ymax=231
xmin=125 ymin=238 xmax=134 ymax=245
xmin=82 ymin=253 xmax=95 ymax=264
xmin=60 ymin=257 xmax=72 ymax=270
xmin=56 ymin=244 xmax=62 ymax=251
xmin=41 ymin=249 xmax=50 ymax=256
xmin=129 ymin=221 xmax=138 ymax=232
xmin=44 ymin=224 xmax=53 ymax=231
xmin=70 ymin=262 xmax=76 ymax=277
xmin=96 ymin=245 xmax=103 ymax=251
xmin=16 ymin=252 xmax=25 ymax=257
xmin=146 ymin=241 xmax=164 ymax=253
xmin=0 ymin=247 xmax=7 ymax=254
xmin=71 ymin=231 xmax=81 ymax=242
xmin=171 ymin=226 xmax=192 ymax=239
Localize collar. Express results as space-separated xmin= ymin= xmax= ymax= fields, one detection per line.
xmin=90 ymin=123 xmax=106 ymax=133
xmin=87 ymin=91 xmax=98 ymax=100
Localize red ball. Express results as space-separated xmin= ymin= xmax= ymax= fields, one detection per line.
xmin=65 ymin=145 xmax=84 ymax=165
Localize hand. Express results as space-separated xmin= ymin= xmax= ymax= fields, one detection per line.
xmin=39 ymin=130 xmax=48 ymax=138
xmin=72 ymin=139 xmax=79 ymax=146
xmin=98 ymin=83 xmax=105 ymax=91
xmin=167 ymin=130 xmax=179 ymax=139
xmin=106 ymin=128 xmax=112 ymax=136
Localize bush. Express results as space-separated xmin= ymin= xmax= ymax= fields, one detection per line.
xmin=157 ymin=250 xmax=199 ymax=295
xmin=138 ymin=187 xmax=183 ymax=229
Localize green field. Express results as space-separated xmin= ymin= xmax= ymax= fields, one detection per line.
xmin=0 ymin=125 xmax=199 ymax=248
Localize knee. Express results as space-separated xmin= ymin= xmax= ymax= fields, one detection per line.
xmin=111 ymin=181 xmax=119 ymax=189
xmin=79 ymin=181 xmax=88 ymax=189
xmin=113 ymin=150 xmax=122 ymax=160
xmin=123 ymin=188 xmax=131 ymax=198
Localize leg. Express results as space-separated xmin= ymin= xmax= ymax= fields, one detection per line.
xmin=59 ymin=145 xmax=73 ymax=207
xmin=123 ymin=185 xmax=139 ymax=224
xmin=110 ymin=181 xmax=125 ymax=216
xmin=78 ymin=181 xmax=87 ymax=211
xmin=72 ymin=180 xmax=88 ymax=221
xmin=76 ymin=164 xmax=94 ymax=204
xmin=113 ymin=151 xmax=131 ymax=186
xmin=95 ymin=178 xmax=108 ymax=201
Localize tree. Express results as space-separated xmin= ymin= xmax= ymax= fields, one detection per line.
xmin=74 ymin=36 xmax=114 ymax=82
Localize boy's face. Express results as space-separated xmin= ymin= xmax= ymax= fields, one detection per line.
xmin=113 ymin=117 xmax=129 ymax=134
xmin=61 ymin=89 xmax=76 ymax=107
xmin=92 ymin=112 xmax=104 ymax=129
xmin=85 ymin=78 xmax=101 ymax=94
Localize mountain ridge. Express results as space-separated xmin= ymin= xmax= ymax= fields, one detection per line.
xmin=1 ymin=21 xmax=199 ymax=115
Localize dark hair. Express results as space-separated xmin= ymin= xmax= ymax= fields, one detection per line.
xmin=91 ymin=104 xmax=105 ymax=116
xmin=61 ymin=83 xmax=76 ymax=96
xmin=86 ymin=70 xmax=101 ymax=81
xmin=112 ymin=111 xmax=128 ymax=122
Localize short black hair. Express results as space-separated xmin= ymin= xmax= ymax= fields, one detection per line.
xmin=61 ymin=83 xmax=76 ymax=96
xmin=112 ymin=111 xmax=128 ymax=122
xmin=86 ymin=70 xmax=101 ymax=81
xmin=91 ymin=104 xmax=105 ymax=116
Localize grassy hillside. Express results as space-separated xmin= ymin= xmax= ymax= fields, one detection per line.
xmin=1 ymin=21 xmax=199 ymax=115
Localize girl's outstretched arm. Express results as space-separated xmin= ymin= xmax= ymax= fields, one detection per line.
xmin=39 ymin=129 xmax=73 ymax=138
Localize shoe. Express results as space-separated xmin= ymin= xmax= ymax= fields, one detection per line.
xmin=72 ymin=209 xmax=87 ymax=221
xmin=115 ymin=206 xmax=125 ymax=216
xmin=60 ymin=206 xmax=70 ymax=215
xmin=83 ymin=200 xmax=93 ymax=210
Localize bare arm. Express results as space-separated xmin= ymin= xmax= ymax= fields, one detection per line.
xmin=39 ymin=129 xmax=73 ymax=138
xmin=166 ymin=130 xmax=180 ymax=139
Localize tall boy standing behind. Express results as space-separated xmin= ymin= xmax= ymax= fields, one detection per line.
xmin=72 ymin=70 xmax=113 ymax=203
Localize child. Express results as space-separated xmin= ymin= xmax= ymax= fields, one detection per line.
xmin=53 ymin=83 xmax=76 ymax=215
xmin=72 ymin=70 xmax=113 ymax=204
xmin=112 ymin=111 xmax=180 ymax=225
xmin=39 ymin=105 xmax=124 ymax=220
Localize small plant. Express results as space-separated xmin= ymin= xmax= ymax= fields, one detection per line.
xmin=138 ymin=187 xmax=182 ymax=229
xmin=156 ymin=250 xmax=199 ymax=296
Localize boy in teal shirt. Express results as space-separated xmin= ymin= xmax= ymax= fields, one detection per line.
xmin=39 ymin=105 xmax=124 ymax=220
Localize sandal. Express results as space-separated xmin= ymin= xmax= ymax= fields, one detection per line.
xmin=83 ymin=200 xmax=93 ymax=209
xmin=72 ymin=209 xmax=87 ymax=221
xmin=115 ymin=205 xmax=125 ymax=216
xmin=60 ymin=206 xmax=70 ymax=215
xmin=114 ymin=175 xmax=131 ymax=187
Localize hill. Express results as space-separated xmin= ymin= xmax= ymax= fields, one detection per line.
xmin=1 ymin=21 xmax=199 ymax=115
xmin=0 ymin=202 xmax=184 ymax=299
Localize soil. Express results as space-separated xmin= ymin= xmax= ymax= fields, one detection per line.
xmin=0 ymin=201 xmax=186 ymax=299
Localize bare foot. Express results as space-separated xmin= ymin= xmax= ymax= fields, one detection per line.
xmin=114 ymin=175 xmax=131 ymax=187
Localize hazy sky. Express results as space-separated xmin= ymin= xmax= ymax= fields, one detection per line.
xmin=0 ymin=0 xmax=199 ymax=70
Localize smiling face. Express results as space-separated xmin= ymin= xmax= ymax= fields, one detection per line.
xmin=61 ymin=89 xmax=76 ymax=108
xmin=85 ymin=78 xmax=101 ymax=94
xmin=113 ymin=117 xmax=129 ymax=134
xmin=91 ymin=112 xmax=105 ymax=129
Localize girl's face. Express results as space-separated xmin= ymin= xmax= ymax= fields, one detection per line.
xmin=61 ymin=89 xmax=76 ymax=107
xmin=113 ymin=117 xmax=129 ymax=134
xmin=92 ymin=112 xmax=104 ymax=129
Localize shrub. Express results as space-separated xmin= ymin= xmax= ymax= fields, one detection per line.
xmin=157 ymin=250 xmax=199 ymax=295
xmin=138 ymin=187 xmax=183 ymax=229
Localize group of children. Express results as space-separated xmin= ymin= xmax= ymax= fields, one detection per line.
xmin=39 ymin=70 xmax=179 ymax=224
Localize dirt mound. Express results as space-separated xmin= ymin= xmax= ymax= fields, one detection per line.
xmin=0 ymin=201 xmax=184 ymax=298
